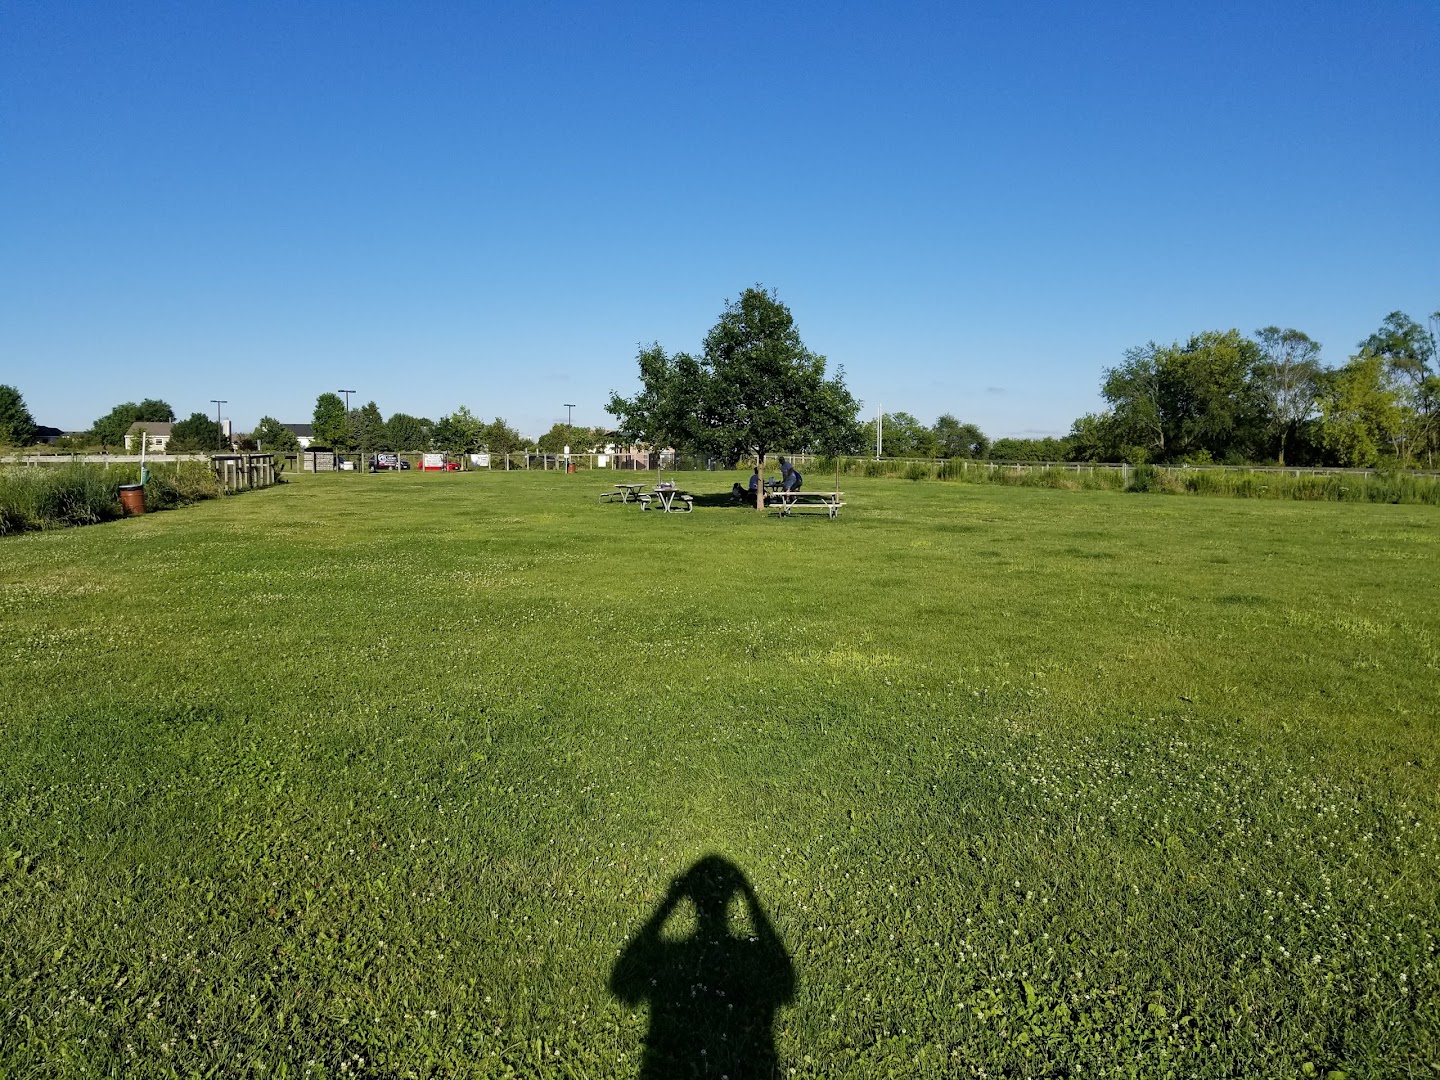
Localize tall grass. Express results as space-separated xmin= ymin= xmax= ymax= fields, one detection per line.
xmin=0 ymin=461 xmax=224 ymax=535
xmin=816 ymin=456 xmax=1440 ymax=504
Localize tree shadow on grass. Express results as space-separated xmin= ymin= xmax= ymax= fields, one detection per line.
xmin=688 ymin=490 xmax=756 ymax=509
xmin=610 ymin=855 xmax=795 ymax=1078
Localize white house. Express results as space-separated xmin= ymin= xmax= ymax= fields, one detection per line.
xmin=124 ymin=422 xmax=173 ymax=453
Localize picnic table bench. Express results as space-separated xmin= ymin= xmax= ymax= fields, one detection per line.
xmin=766 ymin=489 xmax=844 ymax=519
xmin=638 ymin=486 xmax=693 ymax=513
xmin=600 ymin=482 xmax=646 ymax=503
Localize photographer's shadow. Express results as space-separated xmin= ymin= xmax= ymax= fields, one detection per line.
xmin=610 ymin=855 xmax=795 ymax=1078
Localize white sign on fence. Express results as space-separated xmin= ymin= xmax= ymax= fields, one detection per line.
xmin=470 ymin=453 xmax=491 ymax=467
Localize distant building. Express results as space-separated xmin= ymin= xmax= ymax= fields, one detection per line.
xmin=34 ymin=425 xmax=70 ymax=445
xmin=124 ymin=422 xmax=173 ymax=452
xmin=283 ymin=423 xmax=315 ymax=449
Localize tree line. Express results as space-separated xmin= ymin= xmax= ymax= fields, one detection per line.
xmin=5 ymin=304 xmax=1435 ymax=468
xmin=1071 ymin=312 xmax=1439 ymax=467
xmin=288 ymin=395 xmax=602 ymax=458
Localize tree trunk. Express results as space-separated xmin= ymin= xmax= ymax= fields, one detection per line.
xmin=1277 ymin=429 xmax=1287 ymax=467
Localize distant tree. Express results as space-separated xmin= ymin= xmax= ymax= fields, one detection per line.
xmin=537 ymin=423 xmax=596 ymax=453
xmin=0 ymin=385 xmax=37 ymax=447
xmin=1357 ymin=311 xmax=1438 ymax=464
xmin=253 ymin=416 xmax=300 ymax=453
xmin=858 ymin=411 xmax=932 ymax=457
xmin=312 ymin=393 xmax=349 ymax=449
xmin=608 ymin=288 xmax=862 ymax=496
xmin=932 ymin=414 xmax=989 ymax=458
xmin=1065 ymin=413 xmax=1118 ymax=462
xmin=386 ymin=413 xmax=433 ymax=452
xmin=480 ymin=417 xmax=525 ymax=459
xmin=432 ymin=406 xmax=483 ymax=456
xmin=168 ymin=412 xmax=225 ymax=452
xmin=90 ymin=398 xmax=174 ymax=451
xmin=1254 ymin=327 xmax=1323 ymax=466
xmin=1317 ymin=355 xmax=1402 ymax=467
xmin=350 ymin=401 xmax=387 ymax=453
xmin=1100 ymin=331 xmax=1265 ymax=463
xmin=988 ymin=436 xmax=1072 ymax=461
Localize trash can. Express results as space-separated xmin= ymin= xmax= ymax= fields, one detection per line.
xmin=118 ymin=483 xmax=145 ymax=515
xmin=567 ymin=463 xmax=575 ymax=474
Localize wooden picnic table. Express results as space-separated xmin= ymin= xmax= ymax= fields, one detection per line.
xmin=766 ymin=489 xmax=844 ymax=519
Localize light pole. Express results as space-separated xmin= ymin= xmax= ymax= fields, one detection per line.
xmin=210 ymin=399 xmax=227 ymax=451
xmin=337 ymin=390 xmax=355 ymax=469
xmin=564 ymin=404 xmax=576 ymax=471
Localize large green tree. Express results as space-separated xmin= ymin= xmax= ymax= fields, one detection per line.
xmin=385 ymin=413 xmax=433 ymax=452
xmin=311 ymin=393 xmax=349 ymax=450
xmin=169 ymin=412 xmax=226 ymax=452
xmin=608 ymin=288 xmax=861 ymax=505
xmin=932 ymin=414 xmax=988 ymax=458
xmin=1317 ymin=354 xmax=1402 ymax=467
xmin=1100 ymin=331 xmax=1265 ymax=463
xmin=431 ymin=406 xmax=483 ymax=456
xmin=1357 ymin=311 xmax=1438 ymax=464
xmin=1254 ymin=327 xmax=1323 ymax=465
xmin=253 ymin=416 xmax=301 ymax=453
xmin=0 ymin=384 xmax=37 ymax=447
xmin=90 ymin=398 xmax=174 ymax=451
xmin=480 ymin=418 xmax=525 ymax=463
xmin=349 ymin=402 xmax=387 ymax=453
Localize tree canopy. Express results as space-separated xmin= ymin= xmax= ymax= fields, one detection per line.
xmin=607 ymin=287 xmax=862 ymax=467
xmin=253 ymin=416 xmax=300 ymax=453
xmin=431 ymin=407 xmax=483 ymax=456
xmin=168 ymin=412 xmax=225 ymax=452
xmin=385 ymin=413 xmax=433 ymax=452
xmin=0 ymin=384 xmax=37 ymax=447
xmin=311 ymin=393 xmax=349 ymax=449
xmin=90 ymin=398 xmax=174 ymax=450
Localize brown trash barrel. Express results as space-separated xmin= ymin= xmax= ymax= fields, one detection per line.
xmin=119 ymin=484 xmax=146 ymax=515
xmin=567 ymin=463 xmax=575 ymax=473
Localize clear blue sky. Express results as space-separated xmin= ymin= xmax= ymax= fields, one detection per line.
xmin=3 ymin=1 xmax=1437 ymax=439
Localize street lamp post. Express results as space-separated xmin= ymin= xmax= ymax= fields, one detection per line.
xmin=564 ymin=404 xmax=576 ymax=471
xmin=337 ymin=390 xmax=356 ymax=470
xmin=210 ymin=399 xmax=227 ymax=451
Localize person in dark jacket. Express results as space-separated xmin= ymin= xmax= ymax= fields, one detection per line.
xmin=780 ymin=457 xmax=803 ymax=491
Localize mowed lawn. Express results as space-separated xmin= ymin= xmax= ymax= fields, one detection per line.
xmin=2 ymin=470 xmax=1437 ymax=1078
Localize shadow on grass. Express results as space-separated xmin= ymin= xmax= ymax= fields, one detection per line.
xmin=611 ymin=855 xmax=795 ymax=1078
xmin=688 ymin=490 xmax=758 ymax=508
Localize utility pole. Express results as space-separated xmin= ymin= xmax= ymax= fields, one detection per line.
xmin=211 ymin=399 xmax=227 ymax=451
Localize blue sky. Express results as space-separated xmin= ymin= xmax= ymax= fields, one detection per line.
xmin=3 ymin=1 xmax=1437 ymax=439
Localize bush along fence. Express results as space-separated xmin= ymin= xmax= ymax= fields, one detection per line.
xmin=814 ymin=457 xmax=1440 ymax=506
xmin=0 ymin=456 xmax=279 ymax=536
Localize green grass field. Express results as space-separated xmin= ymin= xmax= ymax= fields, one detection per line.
xmin=2 ymin=471 xmax=1437 ymax=1078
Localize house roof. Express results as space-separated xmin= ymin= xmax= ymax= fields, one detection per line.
xmin=35 ymin=425 xmax=65 ymax=438
xmin=284 ymin=423 xmax=314 ymax=436
xmin=126 ymin=422 xmax=173 ymax=435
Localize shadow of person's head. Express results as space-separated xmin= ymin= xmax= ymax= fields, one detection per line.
xmin=611 ymin=855 xmax=795 ymax=1077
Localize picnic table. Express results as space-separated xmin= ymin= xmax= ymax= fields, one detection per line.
xmin=600 ymin=482 xmax=646 ymax=503
xmin=639 ymin=484 xmax=693 ymax=513
xmin=766 ymin=489 xmax=844 ymax=519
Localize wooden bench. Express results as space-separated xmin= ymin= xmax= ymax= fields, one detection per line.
xmin=766 ymin=490 xmax=844 ymax=519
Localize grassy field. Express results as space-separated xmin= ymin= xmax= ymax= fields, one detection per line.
xmin=1 ymin=470 xmax=1437 ymax=1078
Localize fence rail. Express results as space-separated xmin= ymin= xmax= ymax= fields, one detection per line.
xmin=9 ymin=452 xmax=279 ymax=492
